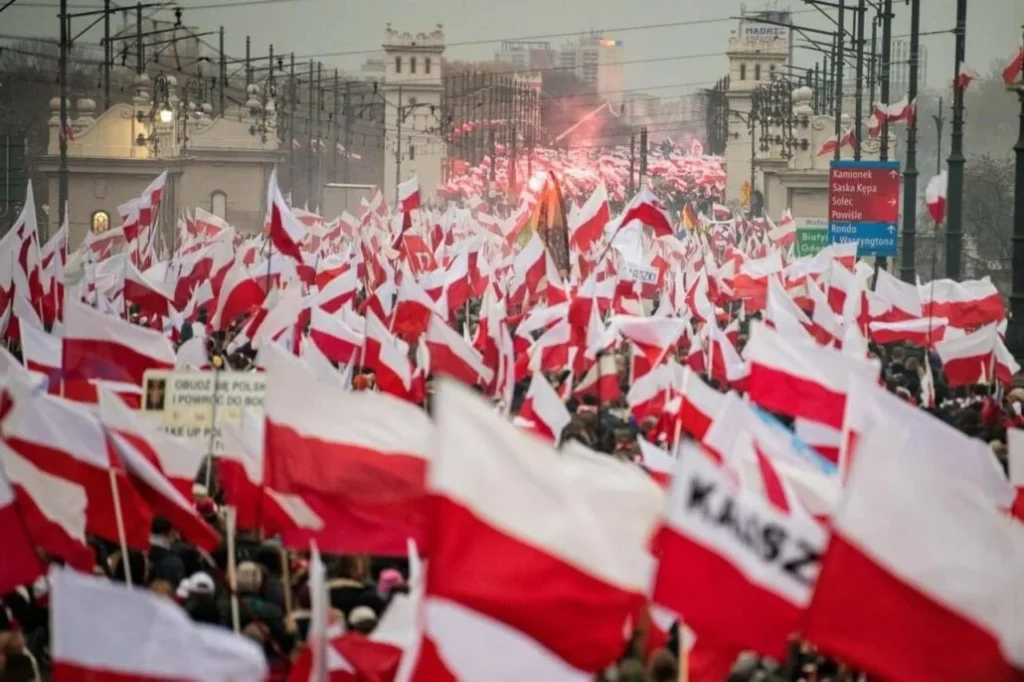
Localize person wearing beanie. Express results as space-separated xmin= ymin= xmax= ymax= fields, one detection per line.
xmin=347 ymin=605 xmax=378 ymax=635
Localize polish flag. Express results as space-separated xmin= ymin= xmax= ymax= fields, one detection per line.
xmin=612 ymin=315 xmax=687 ymax=369
xmin=868 ymin=317 xmax=948 ymax=347
xmin=569 ymin=184 xmax=610 ymax=251
xmin=1002 ymin=44 xmax=1023 ymax=86
xmin=509 ymin=232 xmax=547 ymax=302
xmin=263 ymin=346 xmax=432 ymax=556
xmin=416 ymin=381 xmax=664 ymax=679
xmin=315 ymin=266 xmax=359 ymax=314
xmin=934 ymin=324 xmax=997 ymax=387
xmin=211 ymin=259 xmax=266 ymax=331
xmin=637 ymin=438 xmax=675 ymax=487
xmin=309 ymin=307 xmax=364 ymax=366
xmin=652 ymin=441 xmax=827 ymax=659
xmin=2 ymin=387 xmax=153 ymax=548
xmin=516 ymin=371 xmax=572 ymax=444
xmin=0 ymin=440 xmax=93 ymax=580
xmin=376 ymin=331 xmax=417 ymax=402
xmin=954 ymin=62 xmax=979 ymax=91
xmin=424 ymin=314 xmax=493 ymax=387
xmin=124 ymin=260 xmax=175 ymax=318
xmin=806 ymin=279 xmax=841 ymax=346
xmin=20 ymin=323 xmax=61 ymax=378
xmin=803 ymin=421 xmax=1024 ymax=682
xmin=137 ymin=170 xmax=167 ymax=230
xmin=219 ymin=408 xmax=323 ymax=535
xmin=267 ymin=169 xmax=307 ymax=262
xmin=106 ymin=430 xmax=221 ymax=552
xmin=994 ymin=334 xmax=1020 ymax=387
xmin=816 ymin=133 xmax=839 ymax=157
xmin=63 ymin=299 xmax=175 ymax=388
xmin=97 ymin=390 xmax=204 ymax=499
xmin=744 ymin=320 xmax=879 ymax=430
xmin=840 ymin=374 xmax=1013 ymax=507
xmin=627 ymin=361 xmax=682 ymax=423
xmin=393 ymin=272 xmax=441 ymax=338
xmin=573 ymin=352 xmax=621 ymax=403
xmin=925 ymin=170 xmax=948 ymax=223
xmin=678 ymin=367 xmax=725 ymax=441
xmin=398 ymin=176 xmax=421 ymax=214
xmin=767 ymin=209 xmax=796 ymax=248
xmin=708 ymin=319 xmax=749 ymax=389
xmin=873 ymin=268 xmax=922 ymax=321
xmin=920 ymin=277 xmax=1005 ymax=330
xmin=51 ymin=567 xmax=267 ymax=681
xmin=363 ymin=311 xmax=404 ymax=373
xmin=619 ymin=186 xmax=674 ymax=238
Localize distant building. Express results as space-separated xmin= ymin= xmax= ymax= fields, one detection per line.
xmin=623 ymin=92 xmax=660 ymax=126
xmin=559 ymin=34 xmax=624 ymax=107
xmin=495 ymin=40 xmax=557 ymax=72
xmin=890 ymin=40 xmax=928 ymax=100
xmin=381 ymin=23 xmax=446 ymax=205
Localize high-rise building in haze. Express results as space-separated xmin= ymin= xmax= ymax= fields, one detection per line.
xmin=495 ymin=40 xmax=557 ymax=71
xmin=889 ymin=39 xmax=928 ymax=100
xmin=559 ymin=34 xmax=624 ymax=107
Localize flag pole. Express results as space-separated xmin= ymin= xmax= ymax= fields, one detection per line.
xmin=225 ymin=505 xmax=241 ymax=633
xmin=107 ymin=467 xmax=133 ymax=588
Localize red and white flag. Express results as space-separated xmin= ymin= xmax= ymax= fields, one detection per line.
xmin=743 ymin=320 xmax=879 ymax=429
xmin=516 ymin=370 xmax=572 ymax=444
xmin=619 ymin=186 xmax=674 ymax=238
xmin=920 ymin=277 xmax=1005 ymax=330
xmin=412 ymin=381 xmax=663 ymax=679
xmin=804 ymin=422 xmax=1024 ymax=682
xmin=569 ymin=184 xmax=610 ymax=252
xmin=263 ymin=347 xmax=432 ymax=555
xmin=868 ymin=317 xmax=948 ymax=347
xmin=63 ymin=299 xmax=175 ymax=387
xmin=3 ymin=386 xmax=153 ymax=548
xmin=124 ymin=260 xmax=175 ymax=318
xmin=678 ymin=368 xmax=725 ymax=442
xmin=267 ymin=168 xmax=307 ymax=262
xmin=309 ymin=307 xmax=364 ymax=366
xmin=840 ymin=374 xmax=1013 ymax=507
xmin=51 ymin=566 xmax=268 ymax=681
xmin=424 ymin=314 xmax=493 ymax=387
xmin=652 ymin=441 xmax=826 ymax=659
xmin=925 ymin=170 xmax=948 ymax=223
xmin=0 ymin=439 xmax=92 ymax=586
xmin=934 ymin=324 xmax=997 ymax=387
xmin=398 ymin=176 xmax=421 ymax=214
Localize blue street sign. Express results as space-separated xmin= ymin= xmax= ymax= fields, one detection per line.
xmin=827 ymin=221 xmax=898 ymax=257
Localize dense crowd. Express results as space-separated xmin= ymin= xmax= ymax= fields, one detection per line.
xmin=0 ymin=288 xmax=1015 ymax=682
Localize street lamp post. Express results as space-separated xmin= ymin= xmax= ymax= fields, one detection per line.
xmin=945 ymin=0 xmax=968 ymax=279
xmin=1008 ymin=27 xmax=1024 ymax=359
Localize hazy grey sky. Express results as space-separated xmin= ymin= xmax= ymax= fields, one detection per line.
xmin=5 ymin=0 xmax=1023 ymax=99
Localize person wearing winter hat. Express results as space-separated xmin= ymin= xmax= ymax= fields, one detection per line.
xmin=347 ymin=606 xmax=378 ymax=635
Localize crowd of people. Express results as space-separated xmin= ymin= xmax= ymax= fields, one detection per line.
xmin=0 ymin=297 xmax=1015 ymax=681
xmin=0 ymin=151 xmax=1018 ymax=682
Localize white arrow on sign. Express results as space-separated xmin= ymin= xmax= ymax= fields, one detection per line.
xmin=888 ymin=198 xmax=898 ymax=206
xmin=887 ymin=224 xmax=897 ymax=234
xmin=889 ymin=170 xmax=900 ymax=178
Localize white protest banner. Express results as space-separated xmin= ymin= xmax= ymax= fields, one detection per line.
xmin=140 ymin=370 xmax=265 ymax=454
xmin=622 ymin=262 xmax=659 ymax=284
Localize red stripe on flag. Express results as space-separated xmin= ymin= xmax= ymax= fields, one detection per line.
xmin=805 ymin=533 xmax=1021 ymax=682
xmin=428 ymin=496 xmax=644 ymax=673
